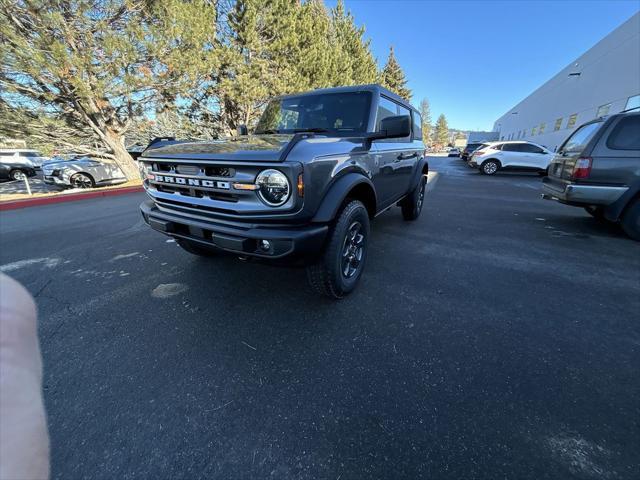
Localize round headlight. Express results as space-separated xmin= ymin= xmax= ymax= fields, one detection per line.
xmin=256 ymin=169 xmax=290 ymax=206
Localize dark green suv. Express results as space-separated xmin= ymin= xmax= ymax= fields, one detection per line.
xmin=542 ymin=111 xmax=640 ymax=240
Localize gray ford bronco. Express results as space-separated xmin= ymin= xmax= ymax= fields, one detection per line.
xmin=139 ymin=85 xmax=428 ymax=298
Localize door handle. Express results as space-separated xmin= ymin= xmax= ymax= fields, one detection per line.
xmin=397 ymin=152 xmax=418 ymax=161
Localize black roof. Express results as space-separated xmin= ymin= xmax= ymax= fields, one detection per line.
xmin=279 ymin=84 xmax=417 ymax=112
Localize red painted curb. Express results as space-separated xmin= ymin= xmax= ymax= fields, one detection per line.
xmin=0 ymin=185 xmax=144 ymax=211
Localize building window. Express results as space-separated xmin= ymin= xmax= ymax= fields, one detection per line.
xmin=554 ymin=118 xmax=562 ymax=131
xmin=625 ymin=94 xmax=640 ymax=111
xmin=539 ymin=123 xmax=546 ymax=135
xmin=531 ymin=126 xmax=537 ymax=136
xmin=596 ymin=103 xmax=611 ymax=117
xmin=567 ymin=114 xmax=578 ymax=129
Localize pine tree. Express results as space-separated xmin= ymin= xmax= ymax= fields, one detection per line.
xmin=295 ymin=0 xmax=334 ymax=89
xmin=419 ymin=98 xmax=433 ymax=145
xmin=217 ymin=0 xmax=383 ymax=134
xmin=434 ymin=114 xmax=450 ymax=147
xmin=217 ymin=0 xmax=272 ymax=134
xmin=330 ymin=0 xmax=378 ymax=85
xmin=380 ymin=47 xmax=412 ymax=100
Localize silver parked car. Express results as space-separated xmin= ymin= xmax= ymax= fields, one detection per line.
xmin=0 ymin=149 xmax=49 ymax=169
xmin=42 ymin=155 xmax=127 ymax=189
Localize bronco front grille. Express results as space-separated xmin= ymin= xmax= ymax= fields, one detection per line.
xmin=141 ymin=157 xmax=300 ymax=216
xmin=153 ymin=162 xmax=234 ymax=178
xmin=155 ymin=184 xmax=239 ymax=202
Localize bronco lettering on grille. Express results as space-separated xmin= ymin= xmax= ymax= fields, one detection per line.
xmin=154 ymin=175 xmax=230 ymax=190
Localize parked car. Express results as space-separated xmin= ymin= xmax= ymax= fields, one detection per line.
xmin=468 ymin=141 xmax=554 ymax=175
xmin=0 ymin=149 xmax=49 ymax=169
xmin=42 ymin=155 xmax=126 ymax=188
xmin=542 ymin=111 xmax=640 ymax=240
xmin=448 ymin=148 xmax=460 ymax=157
xmin=461 ymin=142 xmax=483 ymax=161
xmin=139 ymin=84 xmax=428 ymax=298
xmin=0 ymin=158 xmax=37 ymax=181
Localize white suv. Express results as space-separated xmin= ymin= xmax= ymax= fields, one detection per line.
xmin=0 ymin=149 xmax=49 ymax=169
xmin=468 ymin=141 xmax=554 ymax=176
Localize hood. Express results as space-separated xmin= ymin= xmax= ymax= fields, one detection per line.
xmin=43 ymin=157 xmax=98 ymax=167
xmin=141 ymin=134 xmax=295 ymax=162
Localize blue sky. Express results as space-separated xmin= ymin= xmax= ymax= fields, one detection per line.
xmin=327 ymin=0 xmax=639 ymax=131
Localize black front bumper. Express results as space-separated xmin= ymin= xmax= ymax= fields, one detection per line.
xmin=140 ymin=200 xmax=328 ymax=262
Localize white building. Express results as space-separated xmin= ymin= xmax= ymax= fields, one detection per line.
xmin=493 ymin=12 xmax=640 ymax=152
xmin=467 ymin=131 xmax=499 ymax=144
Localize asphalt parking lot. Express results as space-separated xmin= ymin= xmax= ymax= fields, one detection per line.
xmin=0 ymin=171 xmax=63 ymax=196
xmin=1 ymin=156 xmax=639 ymax=479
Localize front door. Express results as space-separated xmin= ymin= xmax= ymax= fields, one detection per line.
xmin=521 ymin=143 xmax=552 ymax=169
xmin=372 ymin=96 xmax=418 ymax=206
xmin=500 ymin=143 xmax=528 ymax=167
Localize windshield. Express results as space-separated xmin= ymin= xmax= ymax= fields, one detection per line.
xmin=255 ymin=92 xmax=372 ymax=134
xmin=559 ymin=121 xmax=603 ymax=153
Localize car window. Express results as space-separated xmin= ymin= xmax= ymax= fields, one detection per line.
xmin=376 ymin=97 xmax=398 ymax=131
xmin=520 ymin=143 xmax=544 ymax=153
xmin=491 ymin=144 xmax=503 ymax=151
xmin=606 ymin=116 xmax=640 ymax=150
xmin=396 ymin=103 xmax=410 ymax=117
xmin=412 ymin=111 xmax=422 ymax=140
xmin=255 ymin=91 xmax=372 ymax=134
xmin=23 ymin=152 xmax=40 ymax=157
xmin=559 ymin=121 xmax=603 ymax=153
xmin=501 ymin=144 xmax=521 ymax=152
xmin=395 ymin=103 xmax=411 ymax=139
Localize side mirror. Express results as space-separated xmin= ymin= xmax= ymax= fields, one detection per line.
xmin=237 ymin=124 xmax=248 ymax=136
xmin=378 ymin=115 xmax=411 ymax=139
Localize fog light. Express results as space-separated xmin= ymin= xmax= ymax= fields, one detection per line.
xmin=259 ymin=240 xmax=271 ymax=251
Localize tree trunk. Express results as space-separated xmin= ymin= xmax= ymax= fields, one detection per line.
xmin=102 ymin=129 xmax=139 ymax=180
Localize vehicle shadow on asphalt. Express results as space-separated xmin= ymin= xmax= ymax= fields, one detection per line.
xmin=169 ymin=210 xmax=429 ymax=315
xmin=534 ymin=213 xmax=629 ymax=239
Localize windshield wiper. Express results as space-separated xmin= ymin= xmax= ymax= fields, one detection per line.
xmin=256 ymin=129 xmax=280 ymax=134
xmin=292 ymin=128 xmax=330 ymax=133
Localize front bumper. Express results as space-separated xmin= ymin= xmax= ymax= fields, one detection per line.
xmin=140 ymin=200 xmax=328 ymax=262
xmin=541 ymin=177 xmax=628 ymax=205
xmin=43 ymin=175 xmax=68 ymax=186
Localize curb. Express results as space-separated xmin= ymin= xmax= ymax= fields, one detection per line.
xmin=0 ymin=185 xmax=143 ymax=211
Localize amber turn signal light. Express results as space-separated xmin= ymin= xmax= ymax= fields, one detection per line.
xmin=232 ymin=183 xmax=259 ymax=191
xmin=297 ymin=174 xmax=304 ymax=197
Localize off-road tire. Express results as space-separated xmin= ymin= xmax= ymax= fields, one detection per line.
xmin=306 ymin=200 xmax=370 ymax=299
xmin=176 ymin=238 xmax=218 ymax=257
xmin=401 ymin=176 xmax=427 ymax=221
xmin=620 ymin=198 xmax=640 ymax=241
xmin=480 ymin=160 xmax=500 ymax=175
